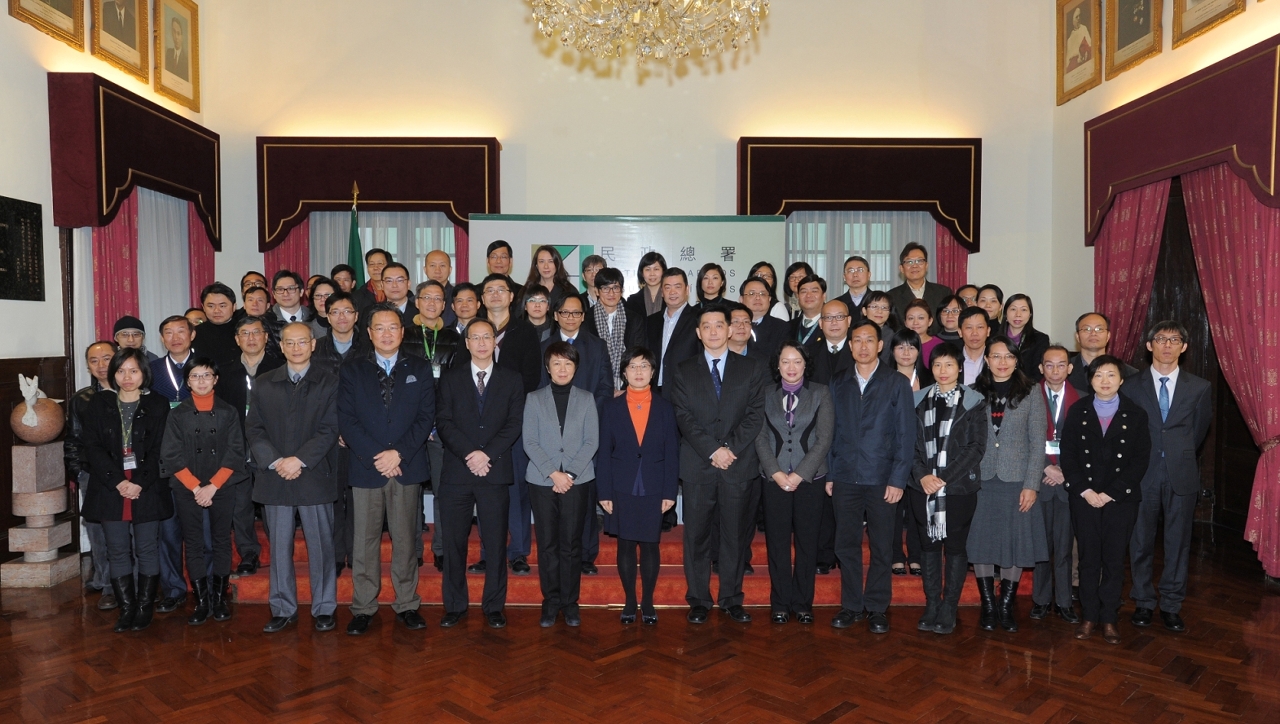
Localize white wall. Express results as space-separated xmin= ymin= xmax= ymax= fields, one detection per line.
xmin=0 ymin=9 xmax=199 ymax=359
xmin=1050 ymin=0 xmax=1280 ymax=341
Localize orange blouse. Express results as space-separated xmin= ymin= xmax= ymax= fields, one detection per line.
xmin=626 ymin=388 xmax=651 ymax=446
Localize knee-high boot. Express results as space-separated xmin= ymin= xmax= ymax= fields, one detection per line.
xmin=188 ymin=577 xmax=210 ymax=625
xmin=917 ymin=551 xmax=943 ymax=631
xmin=934 ymin=554 xmax=969 ymax=635
xmin=998 ymin=577 xmax=1020 ymax=632
xmin=210 ymin=574 xmax=232 ymax=621
xmin=130 ymin=574 xmax=160 ymax=631
xmin=977 ymin=576 xmax=998 ymax=631
xmin=110 ymin=576 xmax=137 ymax=633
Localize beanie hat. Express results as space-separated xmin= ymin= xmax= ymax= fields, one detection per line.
xmin=113 ymin=315 xmax=145 ymax=336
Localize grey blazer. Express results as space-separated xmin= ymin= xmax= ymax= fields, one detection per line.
xmin=522 ymin=385 xmax=599 ymax=486
xmin=755 ymin=382 xmax=835 ymax=483
xmin=979 ymin=388 xmax=1047 ymax=491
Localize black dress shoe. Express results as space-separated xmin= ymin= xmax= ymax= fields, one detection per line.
xmin=796 ymin=612 xmax=814 ymax=625
xmin=582 ymin=562 xmax=598 ymax=576
xmin=868 ymin=611 xmax=889 ymax=634
xmin=396 ymin=610 xmax=428 ymax=630
xmin=891 ymin=564 xmax=907 ymax=576
xmin=433 ymin=555 xmax=443 ymax=572
xmin=509 ymin=557 xmax=531 ymax=575
xmin=1160 ymin=610 xmax=1186 ymax=632
xmin=564 ymin=609 xmax=581 ymax=627
xmin=909 ymin=564 xmax=922 ymax=576
xmin=486 ymin=611 xmax=507 ymax=629
xmin=440 ymin=610 xmax=467 ymax=628
xmin=263 ymin=614 xmax=297 ymax=633
xmin=314 ymin=615 xmax=336 ymax=631
xmin=156 ymin=593 xmax=186 ymax=614
xmin=743 ymin=563 xmax=755 ymax=575
xmin=771 ymin=612 xmax=789 ymax=624
xmin=726 ymin=605 xmax=752 ymax=623
xmin=97 ymin=590 xmax=118 ymax=611
xmin=642 ymin=612 xmax=658 ymax=626
xmin=1056 ymin=605 xmax=1081 ymax=624
xmin=620 ymin=612 xmax=636 ymax=625
xmin=467 ymin=560 xmax=487 ymax=574
xmin=235 ymin=552 xmax=260 ymax=576
xmin=1131 ymin=607 xmax=1154 ymax=627
xmin=1029 ymin=603 xmax=1051 ymax=620
xmin=687 ymin=605 xmax=709 ymax=624
xmin=831 ymin=609 xmax=865 ymax=629
xmin=541 ymin=610 xmax=558 ymax=628
xmin=346 ymin=614 xmax=372 ymax=635
xmin=816 ymin=565 xmax=831 ymax=575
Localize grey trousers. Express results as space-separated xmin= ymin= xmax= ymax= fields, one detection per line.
xmin=351 ymin=482 xmax=422 ymax=615
xmin=264 ymin=503 xmax=337 ymax=618
xmin=84 ymin=520 xmax=111 ymax=590
xmin=102 ymin=520 xmax=160 ymax=578
xmin=1032 ymin=493 xmax=1074 ymax=608
xmin=1129 ymin=469 xmax=1197 ymax=613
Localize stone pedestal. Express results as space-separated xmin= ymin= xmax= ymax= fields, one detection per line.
xmin=2 ymin=442 xmax=79 ymax=589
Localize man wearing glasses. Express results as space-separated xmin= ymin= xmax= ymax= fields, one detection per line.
xmin=582 ymin=267 xmax=645 ymax=387
xmin=886 ymin=243 xmax=953 ymax=334
xmin=1126 ymin=321 xmax=1212 ymax=634
xmin=378 ymin=262 xmax=417 ymax=331
xmin=270 ymin=270 xmax=313 ymax=325
xmin=739 ymin=276 xmax=788 ymax=363
xmin=834 ymin=256 xmax=873 ymax=318
xmin=1067 ymin=312 xmax=1138 ymax=391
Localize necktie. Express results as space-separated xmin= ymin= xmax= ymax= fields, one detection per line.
xmin=290 ymin=373 xmax=301 ymax=386
xmin=711 ymin=358 xmax=722 ymax=399
xmin=1050 ymin=392 xmax=1059 ymax=424
xmin=290 ymin=315 xmax=297 ymax=322
xmin=383 ymin=359 xmax=394 ymax=377
xmin=476 ymin=370 xmax=487 ymax=399
xmin=785 ymin=391 xmax=797 ymax=428
xmin=830 ymin=344 xmax=838 ymax=354
xmin=567 ymin=337 xmax=575 ymax=345
xmin=1159 ymin=377 xmax=1170 ymax=422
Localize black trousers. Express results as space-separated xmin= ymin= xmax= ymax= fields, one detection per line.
xmin=437 ymin=482 xmax=509 ymax=614
xmin=906 ymin=487 xmax=978 ymax=557
xmin=682 ymin=475 xmax=759 ymax=609
xmin=815 ymin=493 xmax=837 ymax=568
xmin=891 ymin=497 xmax=922 ymax=566
xmin=173 ymin=483 xmax=236 ymax=578
xmin=529 ymin=482 xmax=590 ymax=614
xmin=761 ymin=477 xmax=823 ymax=613
xmin=832 ymin=483 xmax=896 ymax=614
xmin=1071 ymin=496 xmax=1139 ymax=625
xmin=232 ymin=465 xmax=261 ymax=560
xmin=333 ymin=448 xmax=355 ymax=568
xmin=1129 ymin=467 xmax=1197 ymax=614
xmin=102 ymin=520 xmax=160 ymax=578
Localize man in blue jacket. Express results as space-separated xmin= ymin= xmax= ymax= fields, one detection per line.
xmin=337 ymin=303 xmax=436 ymax=635
xmin=827 ymin=319 xmax=917 ymax=634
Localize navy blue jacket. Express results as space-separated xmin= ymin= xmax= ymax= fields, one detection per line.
xmin=827 ymin=362 xmax=917 ymax=488
xmin=337 ymin=349 xmax=436 ymax=488
xmin=538 ymin=330 xmax=615 ymax=407
xmin=150 ymin=352 xmax=194 ymax=403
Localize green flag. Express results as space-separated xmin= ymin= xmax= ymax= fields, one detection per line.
xmin=347 ymin=201 xmax=365 ymax=287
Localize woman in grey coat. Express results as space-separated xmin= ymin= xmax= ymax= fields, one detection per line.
xmin=755 ymin=342 xmax=834 ymax=625
xmin=523 ymin=341 xmax=600 ymax=628
xmin=966 ymin=336 xmax=1048 ymax=633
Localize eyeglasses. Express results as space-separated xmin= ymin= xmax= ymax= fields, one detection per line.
xmin=901 ymin=259 xmax=927 ymax=267
xmin=845 ymin=266 xmax=868 ymax=274
xmin=382 ymin=276 xmax=409 ymax=285
xmin=1152 ymin=336 xmax=1184 ymax=346
xmin=417 ymin=295 xmax=445 ymax=302
xmin=1077 ymin=325 xmax=1108 ymax=334
xmin=483 ymin=287 xmax=509 ymax=296
xmin=188 ymin=372 xmax=215 ymax=381
xmin=370 ymin=324 xmax=402 ymax=333
xmin=742 ymin=290 xmax=770 ymax=298
xmin=730 ymin=320 xmax=751 ymax=327
xmin=237 ymin=330 xmax=265 ymax=338
xmin=468 ymin=334 xmax=495 ymax=342
xmin=312 ymin=292 xmax=332 ymax=301
xmin=866 ymin=304 xmax=890 ymax=312
xmin=283 ymin=339 xmax=311 ymax=348
xmin=487 ymin=253 xmax=511 ymax=261
xmin=557 ymin=310 xmax=584 ymax=318
xmin=274 ymin=285 xmax=300 ymax=294
xmin=987 ymin=353 xmax=1018 ymax=362
xmin=526 ymin=298 xmax=549 ymax=306
xmin=598 ymin=284 xmax=622 ymax=293
xmin=820 ymin=313 xmax=849 ymax=322
xmin=940 ymin=308 xmax=962 ymax=316
xmin=329 ymin=309 xmax=356 ymax=318
xmin=116 ymin=331 xmax=143 ymax=340
xmin=626 ymin=362 xmax=652 ymax=371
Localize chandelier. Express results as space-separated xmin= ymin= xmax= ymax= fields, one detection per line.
xmin=529 ymin=0 xmax=769 ymax=65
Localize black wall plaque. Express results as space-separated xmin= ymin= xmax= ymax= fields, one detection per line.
xmin=0 ymin=196 xmax=46 ymax=302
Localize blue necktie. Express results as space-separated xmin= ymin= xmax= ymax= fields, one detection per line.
xmin=567 ymin=337 xmax=575 ymax=345
xmin=1159 ymin=377 xmax=1170 ymax=422
xmin=383 ymin=359 xmax=394 ymax=377
xmin=711 ymin=358 xmax=722 ymax=399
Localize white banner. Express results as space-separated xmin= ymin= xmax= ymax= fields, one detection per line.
xmin=468 ymin=215 xmax=787 ymax=297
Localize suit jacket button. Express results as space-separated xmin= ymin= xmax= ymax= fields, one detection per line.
xmin=637 ymin=453 xmax=642 ymax=459
xmin=1126 ymin=489 xmax=1131 ymax=493
xmin=1116 ymin=453 xmax=1122 ymax=458
xmin=560 ymin=448 xmax=564 ymax=452
xmin=994 ymin=443 xmax=1000 ymax=448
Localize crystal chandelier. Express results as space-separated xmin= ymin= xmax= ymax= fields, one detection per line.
xmin=529 ymin=0 xmax=769 ymax=65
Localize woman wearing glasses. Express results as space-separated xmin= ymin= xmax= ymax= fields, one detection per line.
xmin=860 ymin=290 xmax=901 ymax=366
xmin=307 ymin=277 xmax=338 ymax=339
xmin=933 ymin=295 xmax=965 ymax=347
xmin=747 ymin=261 xmax=790 ymax=321
xmin=160 ymin=357 xmax=248 ymax=625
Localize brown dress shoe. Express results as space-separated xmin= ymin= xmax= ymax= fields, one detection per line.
xmin=1074 ymin=621 xmax=1095 ymax=640
xmin=1101 ymin=623 xmax=1121 ymax=645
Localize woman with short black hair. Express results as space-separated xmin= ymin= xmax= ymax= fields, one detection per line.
xmin=696 ymin=262 xmax=727 ymax=305
xmin=782 ymin=261 xmax=815 ymax=319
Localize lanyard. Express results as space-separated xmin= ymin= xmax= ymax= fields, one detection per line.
xmin=117 ymin=398 xmax=135 ymax=454
xmin=421 ymin=324 xmax=439 ymax=360
xmin=165 ymin=356 xmax=186 ymax=398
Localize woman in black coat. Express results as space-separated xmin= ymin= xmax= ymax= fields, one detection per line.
xmin=907 ymin=343 xmax=988 ymax=635
xmin=999 ymin=294 xmax=1051 ymax=383
xmin=160 ymin=357 xmax=247 ymax=625
xmin=1060 ymin=355 xmax=1151 ymax=645
xmin=597 ymin=346 xmax=679 ymax=625
xmin=81 ymin=348 xmax=172 ymax=633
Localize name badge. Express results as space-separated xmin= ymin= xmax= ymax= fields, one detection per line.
xmin=432 ymin=362 xmax=442 ymax=379
xmin=170 ymin=400 xmax=182 ymax=409
xmin=123 ymin=454 xmax=137 ymax=471
xmin=1045 ymin=440 xmax=1060 ymax=456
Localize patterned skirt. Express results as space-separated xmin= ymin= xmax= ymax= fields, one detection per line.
xmin=966 ymin=476 xmax=1049 ymax=569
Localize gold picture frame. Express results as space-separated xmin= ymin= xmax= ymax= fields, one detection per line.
xmin=1173 ymin=0 xmax=1244 ymax=49
xmin=1107 ymin=0 xmax=1161 ymax=79
xmin=91 ymin=0 xmax=148 ymax=83
xmin=8 ymin=0 xmax=84 ymax=51
xmin=153 ymin=0 xmax=198 ymax=111
xmin=1057 ymin=0 xmax=1102 ymax=106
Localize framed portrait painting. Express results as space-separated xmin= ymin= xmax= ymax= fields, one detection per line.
xmin=92 ymin=0 xmax=148 ymax=82
xmin=1057 ymin=0 xmax=1102 ymax=106
xmin=153 ymin=0 xmax=198 ymax=111
xmin=1173 ymin=0 xmax=1244 ymax=48
xmin=1107 ymin=0 xmax=1161 ymax=79
xmin=8 ymin=0 xmax=84 ymax=51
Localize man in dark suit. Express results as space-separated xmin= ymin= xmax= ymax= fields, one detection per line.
xmin=423 ymin=250 xmax=457 ymax=327
xmin=1126 ymin=321 xmax=1212 ymax=633
xmin=246 ymin=323 xmax=341 ymax=633
xmin=787 ymin=274 xmax=827 ymax=347
xmin=435 ymin=318 xmax=526 ymax=629
xmin=668 ymin=304 xmax=769 ymax=624
xmin=646 ymin=267 xmax=701 ymax=396
xmin=102 ymin=1 xmax=138 ymax=52
xmin=827 ymin=319 xmax=917 ymax=634
xmin=378 ymin=262 xmax=417 ymax=331
xmin=806 ymin=299 xmax=854 ymax=575
xmin=351 ymin=248 xmax=392 ymax=314
xmin=832 ymin=255 xmax=873 ymax=318
xmin=1068 ymin=312 xmax=1139 ymax=391
xmin=148 ymin=315 xmax=198 ymax=612
xmin=740 ymin=276 xmax=788 ymax=362
xmin=166 ymin=17 xmax=190 ymax=81
xmin=886 ymin=243 xmax=952 ymax=334
xmin=337 ymin=304 xmax=435 ymax=635
xmin=1030 ymin=345 xmax=1082 ymax=624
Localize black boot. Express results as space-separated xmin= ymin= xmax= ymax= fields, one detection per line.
xmin=210 ymin=574 xmax=232 ymax=621
xmin=130 ymin=574 xmax=160 ymax=631
xmin=934 ymin=554 xmax=969 ymax=635
xmin=111 ymin=576 xmax=137 ymax=633
xmin=917 ymin=551 xmax=943 ymax=632
xmin=976 ymin=576 xmax=997 ymax=631
xmin=998 ymin=577 xmax=1020 ymax=632
xmin=188 ymin=577 xmax=210 ymax=626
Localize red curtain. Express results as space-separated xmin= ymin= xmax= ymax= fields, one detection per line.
xmin=92 ymin=189 xmax=140 ymax=341
xmin=1092 ymin=179 xmax=1171 ymax=364
xmin=454 ymin=223 xmax=469 ymax=283
xmin=264 ymin=217 xmax=310 ymax=283
xmin=188 ymin=203 xmax=216 ymax=307
xmin=934 ymin=223 xmax=968 ymax=291
xmin=1182 ymin=163 xmax=1280 ymax=576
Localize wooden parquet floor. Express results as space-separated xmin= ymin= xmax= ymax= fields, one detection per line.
xmin=2 ymin=535 xmax=1278 ymax=723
